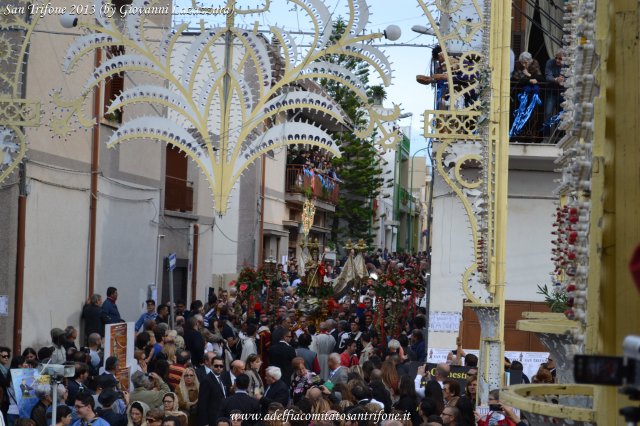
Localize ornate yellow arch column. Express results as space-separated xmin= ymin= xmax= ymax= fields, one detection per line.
xmin=417 ymin=0 xmax=512 ymax=401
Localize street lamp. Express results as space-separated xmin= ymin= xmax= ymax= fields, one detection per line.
xmin=411 ymin=25 xmax=437 ymax=36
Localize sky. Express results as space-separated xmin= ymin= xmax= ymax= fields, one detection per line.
xmin=173 ymin=0 xmax=436 ymax=155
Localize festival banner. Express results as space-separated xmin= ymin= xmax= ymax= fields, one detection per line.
xmin=103 ymin=322 xmax=135 ymax=390
xmin=425 ymin=348 xmax=549 ymax=385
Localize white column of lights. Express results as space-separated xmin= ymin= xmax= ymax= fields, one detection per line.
xmin=550 ymin=0 xmax=597 ymax=355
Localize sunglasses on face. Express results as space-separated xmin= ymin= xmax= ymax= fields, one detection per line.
xmin=213 ymin=364 xmax=224 ymax=368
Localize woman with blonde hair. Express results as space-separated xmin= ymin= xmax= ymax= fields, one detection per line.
xmin=175 ymin=367 xmax=199 ymax=426
xmin=348 ymin=364 xmax=364 ymax=380
xmin=162 ymin=342 xmax=177 ymax=365
xmin=311 ymin=397 xmax=331 ymax=414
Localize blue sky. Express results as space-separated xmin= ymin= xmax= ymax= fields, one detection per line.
xmin=173 ymin=0 xmax=435 ymax=154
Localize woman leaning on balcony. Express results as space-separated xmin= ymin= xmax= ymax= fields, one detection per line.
xmin=512 ymin=51 xmax=543 ymax=86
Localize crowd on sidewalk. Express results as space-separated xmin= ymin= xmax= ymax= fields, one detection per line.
xmin=0 ymin=251 xmax=556 ymax=426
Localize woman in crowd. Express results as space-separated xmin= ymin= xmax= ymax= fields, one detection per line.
xmin=424 ymin=380 xmax=444 ymax=414
xmin=244 ymin=354 xmax=264 ymax=398
xmin=175 ymin=368 xmax=199 ymax=426
xmin=126 ymin=401 xmax=149 ymax=426
xmin=465 ymin=375 xmax=478 ymax=407
xmin=21 ymin=348 xmax=38 ymax=363
xmin=161 ymin=393 xmax=187 ymax=426
xmin=443 ymin=379 xmax=461 ymax=408
xmin=290 ymin=357 xmax=319 ymax=404
xmin=393 ymin=375 xmax=421 ymax=426
xmin=380 ymin=359 xmax=400 ymax=402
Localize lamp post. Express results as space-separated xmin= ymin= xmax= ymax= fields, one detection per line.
xmin=408 ymin=146 xmax=429 ymax=253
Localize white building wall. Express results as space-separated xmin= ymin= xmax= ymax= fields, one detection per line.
xmin=94 ymin=178 xmax=160 ymax=323
xmin=14 ymin=6 xmax=169 ymax=347
xmin=429 ymin=166 xmax=556 ymax=349
xmin=21 ymin=172 xmax=90 ymax=348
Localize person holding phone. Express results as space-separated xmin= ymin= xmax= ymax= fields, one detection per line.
xmin=476 ymin=389 xmax=517 ymax=426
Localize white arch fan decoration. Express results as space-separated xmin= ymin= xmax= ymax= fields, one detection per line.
xmin=53 ymin=0 xmax=402 ymax=214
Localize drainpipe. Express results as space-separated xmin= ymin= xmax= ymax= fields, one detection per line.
xmin=88 ymin=47 xmax=102 ymax=298
xmin=258 ymin=154 xmax=266 ymax=267
xmin=13 ymin=5 xmax=33 ymax=353
xmin=14 ymin=165 xmax=27 ymax=353
xmin=191 ymin=224 xmax=199 ymax=303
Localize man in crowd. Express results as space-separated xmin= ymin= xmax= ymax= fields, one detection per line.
xmin=87 ymin=333 xmax=102 ymax=372
xmin=102 ymin=287 xmax=123 ymax=324
xmin=220 ymin=360 xmax=245 ymax=395
xmin=327 ymin=353 xmax=348 ymax=385
xmin=198 ymin=357 xmax=228 ymax=425
xmin=82 ymin=294 xmax=107 ymax=340
xmin=258 ymin=366 xmax=289 ymax=413
xmin=73 ymin=393 xmax=111 ymax=426
xmin=218 ymin=374 xmax=260 ymax=424
xmin=130 ymin=371 xmax=170 ymax=408
xmin=268 ymin=328 xmax=296 ymax=386
xmin=135 ymin=299 xmax=158 ymax=332
xmin=340 ymin=339 xmax=359 ymax=367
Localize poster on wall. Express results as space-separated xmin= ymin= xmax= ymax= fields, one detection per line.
xmin=11 ymin=368 xmax=45 ymax=418
xmin=428 ymin=312 xmax=462 ymax=333
xmin=103 ymin=322 xmax=135 ymax=390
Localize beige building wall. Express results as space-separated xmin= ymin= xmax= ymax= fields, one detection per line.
xmin=9 ymin=4 xmax=172 ymax=347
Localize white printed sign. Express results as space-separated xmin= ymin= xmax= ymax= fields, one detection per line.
xmin=428 ymin=311 xmax=462 ymax=333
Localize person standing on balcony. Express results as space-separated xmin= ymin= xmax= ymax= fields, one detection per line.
xmin=512 ymin=52 xmax=543 ymax=86
xmin=544 ymin=50 xmax=565 ymax=134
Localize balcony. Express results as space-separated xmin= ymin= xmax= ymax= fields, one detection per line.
xmin=509 ymin=81 xmax=563 ymax=144
xmin=396 ymin=185 xmax=420 ymax=214
xmin=285 ymin=165 xmax=340 ymax=206
xmin=164 ymin=175 xmax=193 ymax=212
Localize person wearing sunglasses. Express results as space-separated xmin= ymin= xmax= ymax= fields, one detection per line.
xmin=176 ymin=368 xmax=199 ymax=426
xmin=161 ymin=393 xmax=187 ymax=426
xmin=197 ymin=358 xmax=227 ymax=426
xmin=144 ymin=408 xmax=165 ymax=426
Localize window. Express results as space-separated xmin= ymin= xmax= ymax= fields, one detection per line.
xmin=165 ymin=145 xmax=194 ymax=212
xmin=103 ymin=45 xmax=125 ymax=123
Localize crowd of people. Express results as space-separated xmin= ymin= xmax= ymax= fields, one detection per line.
xmin=288 ymin=148 xmax=340 ymax=182
xmin=0 ymin=250 xmax=555 ymax=426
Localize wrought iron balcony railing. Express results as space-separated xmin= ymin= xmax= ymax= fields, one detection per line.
xmin=285 ymin=164 xmax=340 ymax=205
